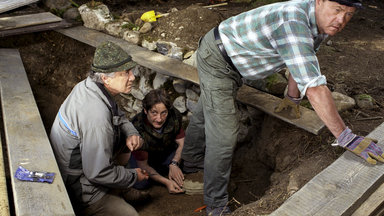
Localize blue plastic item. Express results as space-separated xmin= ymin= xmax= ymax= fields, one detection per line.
xmin=15 ymin=166 xmax=55 ymax=184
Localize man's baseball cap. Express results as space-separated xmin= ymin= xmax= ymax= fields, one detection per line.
xmin=91 ymin=41 xmax=137 ymax=73
xmin=330 ymin=0 xmax=363 ymax=9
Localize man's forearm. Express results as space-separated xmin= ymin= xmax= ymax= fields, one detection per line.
xmin=306 ymin=85 xmax=346 ymax=138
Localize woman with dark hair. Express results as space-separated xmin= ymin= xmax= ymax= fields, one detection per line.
xmin=131 ymin=89 xmax=186 ymax=194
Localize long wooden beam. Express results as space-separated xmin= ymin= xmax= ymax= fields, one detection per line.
xmin=271 ymin=122 xmax=384 ymax=216
xmin=0 ymin=0 xmax=39 ymax=14
xmin=0 ymin=12 xmax=62 ymax=31
xmin=0 ymin=135 xmax=9 ymax=216
xmin=56 ymin=26 xmax=325 ymax=135
xmin=0 ymin=49 xmax=74 ymax=215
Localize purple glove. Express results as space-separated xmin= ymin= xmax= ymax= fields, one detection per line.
xmin=337 ymin=127 xmax=384 ymax=165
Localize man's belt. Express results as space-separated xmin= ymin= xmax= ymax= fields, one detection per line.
xmin=213 ymin=26 xmax=240 ymax=75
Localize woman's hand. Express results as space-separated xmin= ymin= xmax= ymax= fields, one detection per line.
xmin=169 ymin=164 xmax=184 ymax=187
xmin=166 ymin=179 xmax=185 ymax=194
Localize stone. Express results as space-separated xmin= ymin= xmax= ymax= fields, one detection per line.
xmin=122 ymin=30 xmax=140 ymax=45
xmin=105 ymin=21 xmax=128 ymax=37
xmin=43 ymin=0 xmax=71 ymax=10
xmin=142 ymin=39 xmax=157 ymax=51
xmin=63 ymin=7 xmax=80 ymax=22
xmin=135 ymin=18 xmax=144 ymax=27
xmin=190 ymin=84 xmax=201 ymax=95
xmin=138 ymin=73 xmax=153 ymax=97
xmin=132 ymin=99 xmax=143 ymax=113
xmin=130 ymin=87 xmax=144 ymax=100
xmin=183 ymin=51 xmax=197 ymax=67
xmin=354 ymin=94 xmax=376 ymax=109
xmin=186 ymin=98 xmax=198 ymax=113
xmin=121 ymin=12 xmax=141 ymax=23
xmin=156 ymin=41 xmax=183 ymax=60
xmin=173 ymin=96 xmax=187 ymax=113
xmin=139 ymin=22 xmax=152 ymax=34
xmin=186 ymin=89 xmax=199 ymax=101
xmin=332 ymin=92 xmax=355 ymax=112
xmin=153 ymin=73 xmax=169 ymax=89
xmin=183 ymin=50 xmax=194 ymax=59
xmin=173 ymin=79 xmax=187 ymax=94
xmin=78 ymin=3 xmax=113 ymax=31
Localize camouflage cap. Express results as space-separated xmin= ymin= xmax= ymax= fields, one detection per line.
xmin=91 ymin=41 xmax=137 ymax=73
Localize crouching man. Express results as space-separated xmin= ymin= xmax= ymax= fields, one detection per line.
xmin=50 ymin=41 xmax=148 ymax=216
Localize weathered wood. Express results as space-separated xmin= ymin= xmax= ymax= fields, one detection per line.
xmin=271 ymin=122 xmax=384 ymax=216
xmin=237 ymin=85 xmax=325 ymax=135
xmin=56 ymin=26 xmax=200 ymax=84
xmin=0 ymin=136 xmax=10 ymax=216
xmin=0 ymin=12 xmax=62 ymax=30
xmin=56 ymin=26 xmax=325 ymax=135
xmin=352 ymin=181 xmax=384 ymax=216
xmin=0 ymin=19 xmax=72 ymax=37
xmin=0 ymin=49 xmax=74 ymax=216
xmin=0 ymin=0 xmax=39 ymax=14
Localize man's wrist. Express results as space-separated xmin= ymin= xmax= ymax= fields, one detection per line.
xmin=286 ymin=94 xmax=301 ymax=105
xmin=337 ymin=127 xmax=357 ymax=147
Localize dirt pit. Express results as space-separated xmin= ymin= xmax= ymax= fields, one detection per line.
xmin=1 ymin=0 xmax=384 ymax=215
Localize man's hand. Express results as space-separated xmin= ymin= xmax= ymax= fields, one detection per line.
xmin=169 ymin=164 xmax=184 ymax=187
xmin=274 ymin=95 xmax=301 ymax=118
xmin=165 ymin=179 xmax=185 ymax=194
xmin=126 ymin=135 xmax=143 ymax=151
xmin=135 ymin=168 xmax=149 ymax=182
xmin=337 ymin=127 xmax=384 ymax=165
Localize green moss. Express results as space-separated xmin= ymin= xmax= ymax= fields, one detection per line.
xmin=50 ymin=8 xmax=66 ymax=17
xmin=140 ymin=35 xmax=158 ymax=43
xmin=265 ymin=73 xmax=280 ymax=89
xmin=121 ymin=22 xmax=138 ymax=30
xmin=357 ymin=94 xmax=373 ymax=101
xmin=69 ymin=0 xmax=79 ymax=8
xmin=300 ymin=99 xmax=313 ymax=110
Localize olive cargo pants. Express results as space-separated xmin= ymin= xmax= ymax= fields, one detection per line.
xmin=182 ymin=27 xmax=243 ymax=207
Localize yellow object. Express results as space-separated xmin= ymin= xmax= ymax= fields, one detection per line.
xmin=141 ymin=10 xmax=162 ymax=22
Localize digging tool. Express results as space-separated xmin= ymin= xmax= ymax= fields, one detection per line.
xmin=140 ymin=10 xmax=168 ymax=22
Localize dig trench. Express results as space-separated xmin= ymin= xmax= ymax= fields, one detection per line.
xmin=0 ymin=31 xmax=339 ymax=215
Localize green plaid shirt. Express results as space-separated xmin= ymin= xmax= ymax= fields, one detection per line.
xmin=219 ymin=0 xmax=328 ymax=96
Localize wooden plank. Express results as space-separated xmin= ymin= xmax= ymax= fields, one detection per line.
xmin=352 ymin=182 xmax=384 ymax=216
xmin=56 ymin=26 xmax=200 ymax=85
xmin=0 ymin=19 xmax=72 ymax=37
xmin=0 ymin=49 xmax=75 ymax=216
xmin=0 ymin=12 xmax=62 ymax=30
xmin=0 ymin=135 xmax=10 ymax=216
xmin=0 ymin=0 xmax=39 ymax=14
xmin=56 ymin=26 xmax=325 ymax=135
xmin=271 ymin=122 xmax=384 ymax=216
xmin=237 ymin=85 xmax=325 ymax=135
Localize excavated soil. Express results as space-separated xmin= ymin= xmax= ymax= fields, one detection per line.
xmin=0 ymin=0 xmax=383 ymax=215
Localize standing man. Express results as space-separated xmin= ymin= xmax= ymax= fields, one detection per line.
xmin=50 ymin=41 xmax=148 ymax=216
xmin=131 ymin=89 xmax=186 ymax=194
xmin=181 ymin=0 xmax=384 ymax=215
